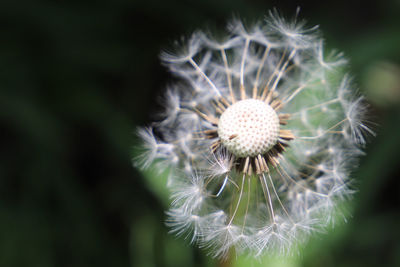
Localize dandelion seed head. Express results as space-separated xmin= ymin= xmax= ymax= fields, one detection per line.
xmin=135 ymin=9 xmax=373 ymax=258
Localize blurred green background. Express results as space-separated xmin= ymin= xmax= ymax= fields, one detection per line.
xmin=0 ymin=0 xmax=399 ymax=266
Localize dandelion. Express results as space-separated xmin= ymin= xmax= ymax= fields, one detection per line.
xmin=135 ymin=9 xmax=373 ymax=258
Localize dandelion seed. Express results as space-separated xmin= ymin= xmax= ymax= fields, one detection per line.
xmin=135 ymin=10 xmax=373 ymax=258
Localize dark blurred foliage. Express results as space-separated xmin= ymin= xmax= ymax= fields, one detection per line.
xmin=0 ymin=0 xmax=399 ymax=267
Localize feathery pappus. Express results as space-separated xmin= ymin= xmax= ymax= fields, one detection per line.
xmin=135 ymin=9 xmax=374 ymax=258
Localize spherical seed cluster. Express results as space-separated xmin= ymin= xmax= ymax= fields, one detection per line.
xmin=218 ymin=99 xmax=280 ymax=157
xmin=135 ymin=10 xmax=374 ymax=259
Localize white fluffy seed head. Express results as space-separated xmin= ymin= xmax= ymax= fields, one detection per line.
xmin=135 ymin=11 xmax=373 ymax=258
xmin=218 ymin=99 xmax=280 ymax=157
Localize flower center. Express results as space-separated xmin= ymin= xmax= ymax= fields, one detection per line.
xmin=217 ymin=99 xmax=280 ymax=157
